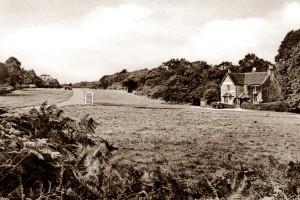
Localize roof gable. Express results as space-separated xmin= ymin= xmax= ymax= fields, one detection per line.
xmin=228 ymin=72 xmax=269 ymax=85
xmin=220 ymin=73 xmax=234 ymax=86
xmin=238 ymin=91 xmax=250 ymax=99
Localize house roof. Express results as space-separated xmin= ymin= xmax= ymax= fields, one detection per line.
xmin=228 ymin=72 xmax=269 ymax=85
xmin=222 ymin=93 xmax=233 ymax=97
xmin=228 ymin=73 xmax=245 ymax=85
xmin=238 ymin=91 xmax=250 ymax=99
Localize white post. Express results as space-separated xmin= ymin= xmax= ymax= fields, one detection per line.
xmin=84 ymin=91 xmax=94 ymax=105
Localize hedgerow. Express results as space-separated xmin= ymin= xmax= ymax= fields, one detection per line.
xmin=241 ymin=101 xmax=292 ymax=112
xmin=1 ymin=103 xmax=300 ymax=199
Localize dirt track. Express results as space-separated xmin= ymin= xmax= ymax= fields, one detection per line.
xmin=56 ymin=89 xmax=85 ymax=106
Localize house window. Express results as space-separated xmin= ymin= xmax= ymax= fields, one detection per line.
xmin=245 ymin=85 xmax=249 ymax=93
xmin=226 ymin=85 xmax=230 ymax=91
xmin=224 ymin=97 xmax=228 ymax=103
xmin=253 ymin=86 xmax=257 ymax=93
xmin=253 ymin=95 xmax=258 ymax=103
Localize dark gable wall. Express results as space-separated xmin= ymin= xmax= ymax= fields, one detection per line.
xmin=236 ymin=85 xmax=244 ymax=98
xmin=262 ymin=77 xmax=281 ymax=103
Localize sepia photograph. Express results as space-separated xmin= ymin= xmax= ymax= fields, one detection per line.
xmin=1 ymin=0 xmax=300 ymax=199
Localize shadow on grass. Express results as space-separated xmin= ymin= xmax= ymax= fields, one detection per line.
xmin=94 ymin=102 xmax=183 ymax=109
xmin=6 ymin=93 xmax=32 ymax=97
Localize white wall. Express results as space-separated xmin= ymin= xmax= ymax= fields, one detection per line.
xmin=220 ymin=75 xmax=236 ymax=104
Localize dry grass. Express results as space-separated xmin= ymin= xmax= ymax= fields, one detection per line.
xmin=82 ymin=89 xmax=186 ymax=108
xmin=62 ymin=90 xmax=300 ymax=185
xmin=0 ymin=88 xmax=73 ymax=108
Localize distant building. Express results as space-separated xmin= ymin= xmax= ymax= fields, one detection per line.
xmin=21 ymin=84 xmax=37 ymax=89
xmin=220 ymin=66 xmax=280 ymax=108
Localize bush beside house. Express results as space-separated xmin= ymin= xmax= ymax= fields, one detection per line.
xmin=241 ymin=101 xmax=292 ymax=112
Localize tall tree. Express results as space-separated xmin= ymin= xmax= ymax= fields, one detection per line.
xmin=238 ymin=53 xmax=272 ymax=73
xmin=40 ymin=74 xmax=61 ymax=88
xmin=214 ymin=61 xmax=239 ymax=73
xmin=123 ymin=78 xmax=138 ymax=93
xmin=275 ymin=29 xmax=300 ymax=109
xmin=5 ymin=57 xmax=23 ymax=87
xmin=0 ymin=63 xmax=9 ymax=85
xmin=275 ymin=29 xmax=300 ymax=63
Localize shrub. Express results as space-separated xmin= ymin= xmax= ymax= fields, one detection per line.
xmin=203 ymin=88 xmax=219 ymax=105
xmin=0 ymin=103 xmax=189 ymax=199
xmin=211 ymin=102 xmax=235 ymax=109
xmin=0 ymin=102 xmax=97 ymax=199
xmin=0 ymin=87 xmax=11 ymax=96
xmin=241 ymin=101 xmax=292 ymax=112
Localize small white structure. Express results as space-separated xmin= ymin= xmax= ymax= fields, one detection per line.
xmin=84 ymin=91 xmax=94 ymax=105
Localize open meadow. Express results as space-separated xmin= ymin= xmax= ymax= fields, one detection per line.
xmin=0 ymin=88 xmax=73 ymax=108
xmin=61 ymin=90 xmax=300 ymax=197
xmin=2 ymin=89 xmax=300 ymax=198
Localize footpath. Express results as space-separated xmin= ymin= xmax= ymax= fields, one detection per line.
xmin=56 ymin=89 xmax=85 ymax=107
xmin=21 ymin=89 xmax=86 ymax=110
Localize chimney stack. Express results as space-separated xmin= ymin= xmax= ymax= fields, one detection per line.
xmin=268 ymin=65 xmax=274 ymax=81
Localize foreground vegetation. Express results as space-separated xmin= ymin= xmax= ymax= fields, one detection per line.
xmin=1 ymin=100 xmax=300 ymax=199
xmin=61 ymin=90 xmax=300 ymax=199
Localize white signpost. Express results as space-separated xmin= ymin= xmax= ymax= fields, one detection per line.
xmin=84 ymin=91 xmax=94 ymax=105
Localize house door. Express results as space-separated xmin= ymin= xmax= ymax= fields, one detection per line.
xmin=239 ymin=99 xmax=248 ymax=108
xmin=237 ymin=99 xmax=241 ymax=108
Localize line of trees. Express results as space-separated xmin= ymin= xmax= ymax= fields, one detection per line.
xmin=99 ymin=54 xmax=272 ymax=104
xmin=0 ymin=57 xmax=60 ymax=90
xmin=98 ymin=28 xmax=300 ymax=109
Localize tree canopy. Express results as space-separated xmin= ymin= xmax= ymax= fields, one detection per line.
xmin=0 ymin=57 xmax=60 ymax=90
xmin=238 ymin=53 xmax=272 ymax=73
xmin=0 ymin=63 xmax=9 ymax=85
xmin=98 ymin=54 xmax=275 ymax=105
xmin=275 ymin=29 xmax=300 ymax=63
xmin=274 ymin=29 xmax=300 ymax=109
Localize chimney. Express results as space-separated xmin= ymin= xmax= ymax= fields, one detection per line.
xmin=268 ymin=65 xmax=274 ymax=81
xmin=252 ymin=67 xmax=256 ymax=73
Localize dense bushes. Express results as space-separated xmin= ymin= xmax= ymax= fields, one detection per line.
xmin=0 ymin=103 xmax=195 ymax=199
xmin=241 ymin=101 xmax=292 ymax=112
xmin=0 ymin=87 xmax=12 ymax=96
xmin=0 ymin=57 xmax=61 ymax=91
xmin=211 ymin=102 xmax=235 ymax=109
xmin=99 ymin=54 xmax=274 ymax=105
xmin=0 ymin=102 xmax=97 ymax=199
xmin=99 ymin=59 xmax=225 ymax=105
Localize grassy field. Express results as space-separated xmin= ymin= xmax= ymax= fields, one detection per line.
xmin=82 ymin=89 xmax=186 ymax=108
xmin=3 ymin=88 xmax=300 ymax=197
xmin=0 ymin=88 xmax=73 ymax=108
xmin=62 ymin=90 xmax=300 ymax=191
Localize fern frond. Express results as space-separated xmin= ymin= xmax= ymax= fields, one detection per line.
xmin=229 ymin=174 xmax=249 ymax=200
xmin=29 ymin=150 xmax=44 ymax=160
xmin=206 ymin=178 xmax=219 ymax=200
xmin=231 ymin=171 xmax=239 ymax=191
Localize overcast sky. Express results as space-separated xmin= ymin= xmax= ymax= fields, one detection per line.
xmin=1 ymin=0 xmax=300 ymax=83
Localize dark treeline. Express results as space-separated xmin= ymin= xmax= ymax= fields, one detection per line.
xmin=99 ymin=55 xmax=272 ymax=104
xmin=98 ymin=29 xmax=300 ymax=110
xmin=0 ymin=57 xmax=60 ymax=90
